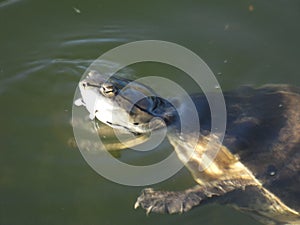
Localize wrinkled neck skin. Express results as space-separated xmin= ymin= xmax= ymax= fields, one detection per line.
xmin=158 ymin=96 xmax=207 ymax=165
xmin=163 ymin=97 xmax=251 ymax=185
xmin=161 ymin=95 xmax=202 ymax=136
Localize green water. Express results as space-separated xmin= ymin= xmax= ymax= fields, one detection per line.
xmin=1 ymin=0 xmax=300 ymax=224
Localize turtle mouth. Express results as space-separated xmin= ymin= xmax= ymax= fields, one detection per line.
xmin=82 ymin=82 xmax=101 ymax=88
xmin=105 ymin=121 xmax=142 ymax=136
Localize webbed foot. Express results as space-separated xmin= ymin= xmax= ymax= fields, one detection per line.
xmin=134 ymin=187 xmax=205 ymax=214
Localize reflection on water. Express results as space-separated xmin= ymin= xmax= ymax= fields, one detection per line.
xmin=0 ymin=0 xmax=22 ymax=8
xmin=62 ymin=37 xmax=128 ymax=46
xmin=1 ymin=0 xmax=299 ymax=225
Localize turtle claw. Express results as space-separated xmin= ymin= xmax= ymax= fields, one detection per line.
xmin=146 ymin=205 xmax=153 ymax=215
xmin=134 ymin=201 xmax=140 ymax=209
xmin=134 ymin=188 xmax=203 ymax=214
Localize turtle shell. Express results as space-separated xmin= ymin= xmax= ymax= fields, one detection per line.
xmin=191 ymin=84 xmax=300 ymax=212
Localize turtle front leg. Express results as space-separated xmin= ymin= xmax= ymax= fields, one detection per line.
xmin=134 ymin=185 xmax=218 ymax=214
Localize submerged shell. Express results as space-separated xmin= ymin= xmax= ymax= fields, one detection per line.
xmin=192 ymin=85 xmax=300 ymax=212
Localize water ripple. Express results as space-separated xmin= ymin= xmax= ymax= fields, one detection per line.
xmin=0 ymin=56 xmax=137 ymax=94
xmin=0 ymin=58 xmax=90 ymax=94
xmin=62 ymin=37 xmax=128 ymax=46
xmin=0 ymin=0 xmax=22 ymax=8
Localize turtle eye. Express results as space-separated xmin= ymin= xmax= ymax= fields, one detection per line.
xmin=100 ymin=82 xmax=117 ymax=97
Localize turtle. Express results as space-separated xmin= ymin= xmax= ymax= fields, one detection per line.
xmin=74 ymin=70 xmax=300 ymax=225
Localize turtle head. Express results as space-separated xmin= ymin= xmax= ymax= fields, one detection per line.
xmin=75 ymin=70 xmax=178 ymax=134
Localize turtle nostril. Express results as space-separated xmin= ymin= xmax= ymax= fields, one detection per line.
xmin=133 ymin=122 xmax=139 ymax=126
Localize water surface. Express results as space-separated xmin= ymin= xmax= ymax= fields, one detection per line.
xmin=1 ymin=0 xmax=300 ymax=224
